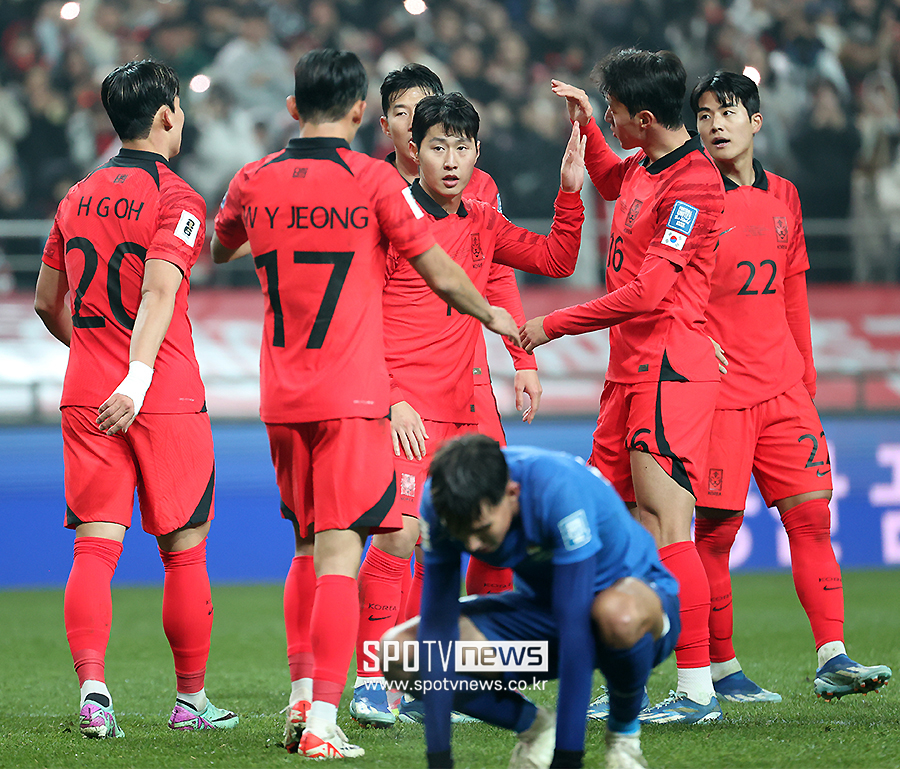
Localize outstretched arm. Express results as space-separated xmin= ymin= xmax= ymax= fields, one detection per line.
xmin=520 ymin=255 xmax=680 ymax=351
xmin=551 ymin=80 xmax=629 ymax=200
xmin=410 ymin=245 xmax=521 ymax=348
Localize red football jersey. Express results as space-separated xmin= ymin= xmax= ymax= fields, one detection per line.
xmin=465 ymin=167 xmax=535 ymax=384
xmin=544 ymin=119 xmax=725 ymax=384
xmin=383 ymin=182 xmax=582 ymax=423
xmin=42 ymin=149 xmax=207 ymax=413
xmin=704 ymin=162 xmax=811 ymax=409
xmin=215 ymin=137 xmax=436 ymax=423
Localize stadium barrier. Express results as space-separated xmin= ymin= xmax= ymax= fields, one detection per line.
xmin=1 ymin=416 xmax=898 ymax=587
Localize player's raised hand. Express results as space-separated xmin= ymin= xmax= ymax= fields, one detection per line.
xmin=97 ymin=392 xmax=137 ymax=436
xmin=485 ymin=305 xmax=523 ymax=348
xmin=514 ymin=369 xmax=542 ymax=424
xmin=520 ymin=317 xmax=551 ymax=354
xmin=560 ymin=121 xmax=587 ymax=193
xmin=390 ymin=401 xmax=430 ymax=460
xmin=551 ymin=79 xmax=593 ymax=126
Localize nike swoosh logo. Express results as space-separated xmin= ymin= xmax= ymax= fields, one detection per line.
xmin=817 ymin=469 xmax=831 ymax=477
xmin=718 ymin=227 xmax=736 ymax=237
xmin=823 ymin=586 xmax=841 ymax=591
xmin=368 ymin=615 xmax=391 ymax=622
xmin=712 ymin=603 xmax=732 ymax=612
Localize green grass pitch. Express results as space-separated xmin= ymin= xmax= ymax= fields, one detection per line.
xmin=1 ymin=570 xmax=897 ymax=768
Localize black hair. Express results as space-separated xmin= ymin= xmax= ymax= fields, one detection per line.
xmin=100 ymin=59 xmax=179 ymax=142
xmin=293 ymin=49 xmax=368 ymax=123
xmin=428 ymin=434 xmax=508 ymax=541
xmin=690 ymin=70 xmax=761 ymax=118
xmin=592 ymin=48 xmax=686 ymax=130
xmin=410 ymin=92 xmax=479 ymax=147
xmin=380 ymin=63 xmax=444 ymax=116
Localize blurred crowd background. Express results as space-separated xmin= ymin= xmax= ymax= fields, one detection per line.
xmin=3 ymin=0 xmax=900 ymax=287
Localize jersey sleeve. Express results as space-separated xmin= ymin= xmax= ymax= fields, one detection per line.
xmin=364 ymin=162 xmax=436 ymax=260
xmin=542 ymin=254 xmax=679 ymax=338
xmin=784 ymin=272 xmax=817 ymax=397
xmin=213 ymin=169 xmax=249 ymax=250
xmin=418 ymin=485 xmax=462 ymax=760
xmin=484 ymin=263 xmax=537 ymax=371
xmin=645 ymin=178 xmax=722 ymax=270
xmin=531 ymin=466 xmax=602 ymax=567
xmin=149 ymin=183 xmax=206 ymax=274
xmin=582 ymin=118 xmax=630 ymax=201
xmin=41 ymin=214 xmax=65 ymax=270
xmin=491 ymin=189 xmax=583 ymax=277
xmin=784 ymin=181 xmax=811 ymax=278
xmin=551 ymin=555 xmax=598 ymax=759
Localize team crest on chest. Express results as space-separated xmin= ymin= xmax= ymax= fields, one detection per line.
xmin=625 ymin=199 xmax=643 ymax=228
xmin=773 ymin=216 xmax=788 ymax=244
xmin=471 ymin=233 xmax=484 ymax=268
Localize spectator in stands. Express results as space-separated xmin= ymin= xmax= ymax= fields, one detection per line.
xmin=208 ymin=4 xmax=293 ymax=129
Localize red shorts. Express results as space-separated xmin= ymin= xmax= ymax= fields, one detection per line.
xmin=394 ymin=420 xmax=477 ymax=518
xmin=266 ymin=417 xmax=398 ymax=537
xmin=474 ymin=382 xmax=506 ymax=446
xmin=696 ymin=381 xmax=833 ymax=509
xmin=61 ymin=406 xmax=215 ymax=537
xmin=589 ymin=379 xmax=718 ymax=503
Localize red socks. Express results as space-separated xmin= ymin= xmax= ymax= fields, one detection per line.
xmin=355 ymin=546 xmax=409 ymax=676
xmin=65 ymin=537 xmax=123 ymax=685
xmin=401 ymin=558 xmax=426 ymax=622
xmin=694 ymin=516 xmax=742 ymax=663
xmin=465 ymin=557 xmax=514 ymax=595
xmin=659 ymin=540 xmax=711 ymax=668
xmin=160 ymin=540 xmax=213 ymax=694
xmin=781 ymin=499 xmax=844 ymax=648
xmin=312 ymin=574 xmax=358 ymax=706
xmin=285 ymin=555 xmax=316 ymax=682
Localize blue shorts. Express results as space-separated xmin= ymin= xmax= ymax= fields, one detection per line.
xmin=460 ymin=580 xmax=679 ymax=677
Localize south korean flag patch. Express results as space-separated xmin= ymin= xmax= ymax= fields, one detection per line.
xmin=662 ymin=200 xmax=699 ymax=252
xmin=175 ymin=210 xmax=201 ymax=247
xmin=558 ymin=509 xmax=591 ymax=551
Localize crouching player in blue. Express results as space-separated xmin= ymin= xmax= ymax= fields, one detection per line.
xmin=381 ymin=434 xmax=680 ymax=769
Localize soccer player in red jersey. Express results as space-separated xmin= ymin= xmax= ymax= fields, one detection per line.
xmin=350 ymin=92 xmax=586 ymax=728
xmin=378 ymin=64 xmax=538 ymax=604
xmin=33 ymin=60 xmax=238 ymax=739
xmin=361 ymin=65 xmax=530 ymax=645
xmin=690 ymin=70 xmax=892 ymax=704
xmin=210 ymin=50 xmax=521 ymax=759
xmin=523 ymin=50 xmax=728 ymax=723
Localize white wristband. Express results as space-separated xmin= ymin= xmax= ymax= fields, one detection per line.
xmin=113 ymin=360 xmax=154 ymax=416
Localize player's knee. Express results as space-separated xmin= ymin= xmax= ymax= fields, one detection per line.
xmin=592 ymin=590 xmax=645 ymax=649
xmin=781 ymin=498 xmax=831 ymax=539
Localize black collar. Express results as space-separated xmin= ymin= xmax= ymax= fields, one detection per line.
xmin=286 ymin=137 xmax=351 ymax=151
xmin=643 ymin=132 xmax=704 ymax=174
xmin=116 ymin=148 xmax=169 ymax=166
xmin=100 ymin=148 xmax=168 ymax=187
xmin=410 ymin=178 xmax=468 ymax=219
xmin=722 ymin=158 xmax=769 ymax=191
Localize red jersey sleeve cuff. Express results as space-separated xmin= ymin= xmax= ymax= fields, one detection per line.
xmin=555 ymin=189 xmax=584 ymax=209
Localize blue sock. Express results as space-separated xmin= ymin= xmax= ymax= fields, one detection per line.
xmin=597 ymin=632 xmax=655 ymax=725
